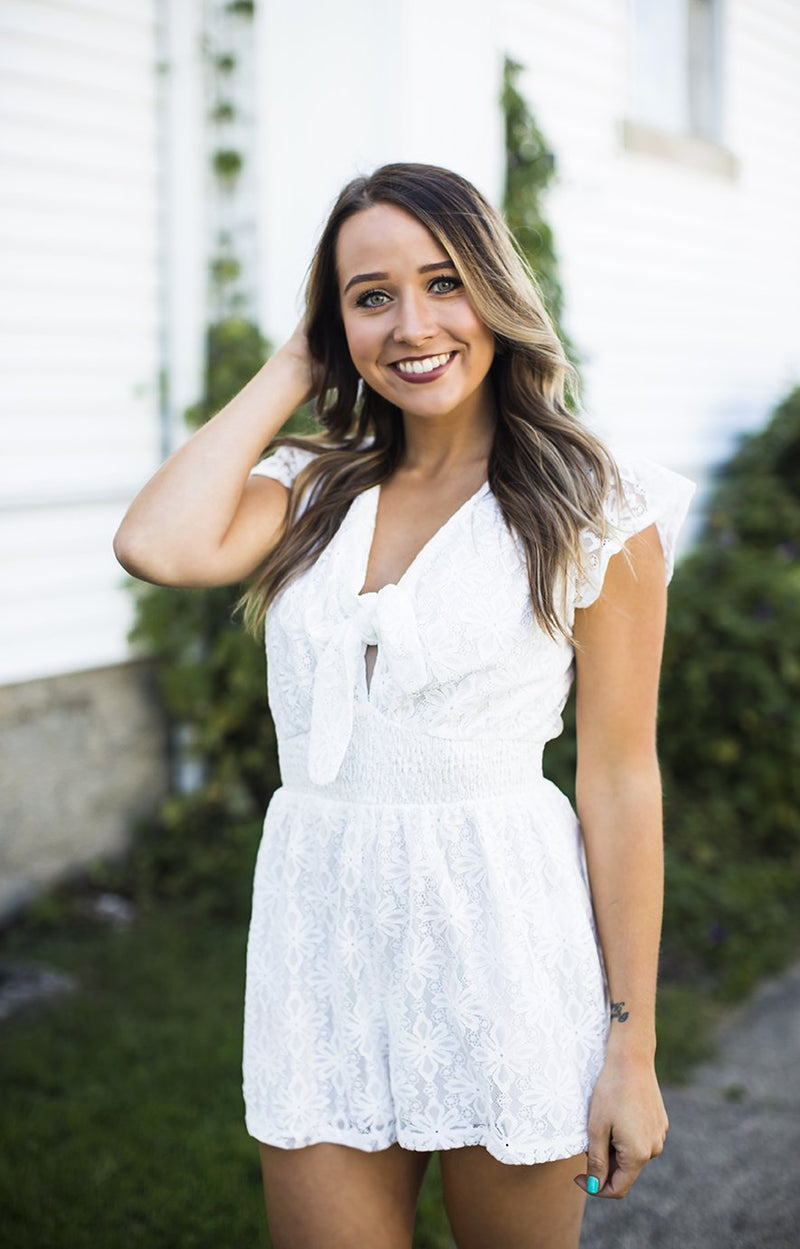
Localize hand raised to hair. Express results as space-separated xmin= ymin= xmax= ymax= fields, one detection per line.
xmin=275 ymin=319 xmax=325 ymax=407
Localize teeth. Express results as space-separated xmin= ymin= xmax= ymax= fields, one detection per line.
xmin=395 ymin=352 xmax=452 ymax=375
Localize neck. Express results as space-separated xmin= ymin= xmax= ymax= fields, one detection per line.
xmin=399 ymin=384 xmax=497 ymax=475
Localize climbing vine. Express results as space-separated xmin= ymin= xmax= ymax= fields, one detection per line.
xmin=116 ymin=0 xmax=314 ymax=916
xmin=501 ymin=56 xmax=579 ymax=372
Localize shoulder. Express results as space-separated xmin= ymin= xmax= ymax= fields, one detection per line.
xmin=250 ymin=441 xmax=321 ymax=489
xmin=572 ymin=455 xmax=696 ymax=611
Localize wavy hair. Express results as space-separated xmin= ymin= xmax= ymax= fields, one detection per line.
xmin=239 ymin=162 xmax=620 ymax=638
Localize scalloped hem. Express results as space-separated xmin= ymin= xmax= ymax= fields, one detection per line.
xmin=245 ymin=1119 xmax=589 ymax=1167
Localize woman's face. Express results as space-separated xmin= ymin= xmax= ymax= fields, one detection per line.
xmin=336 ymin=202 xmax=496 ymax=423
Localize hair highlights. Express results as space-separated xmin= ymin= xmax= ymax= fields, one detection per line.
xmin=239 ymin=162 xmax=619 ymax=637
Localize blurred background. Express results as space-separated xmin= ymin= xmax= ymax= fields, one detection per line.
xmin=2 ymin=0 xmax=798 ymax=917
xmin=1 ymin=2 xmax=798 ymax=1246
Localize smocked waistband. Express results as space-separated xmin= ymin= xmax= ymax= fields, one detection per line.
xmin=278 ymin=709 xmax=546 ymax=805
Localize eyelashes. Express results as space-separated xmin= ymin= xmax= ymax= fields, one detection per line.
xmin=354 ymin=289 xmax=390 ymax=309
xmin=354 ymin=275 xmax=463 ymax=309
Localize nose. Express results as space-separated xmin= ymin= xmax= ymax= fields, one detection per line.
xmin=391 ymin=289 xmax=437 ymax=347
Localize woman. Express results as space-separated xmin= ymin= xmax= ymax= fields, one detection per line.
xmin=114 ymin=162 xmax=695 ymax=1249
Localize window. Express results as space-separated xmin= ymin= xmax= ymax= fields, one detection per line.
xmin=630 ymin=0 xmax=722 ymax=142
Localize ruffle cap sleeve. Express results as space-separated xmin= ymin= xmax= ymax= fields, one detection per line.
xmin=250 ymin=442 xmax=318 ymax=489
xmin=250 ymin=442 xmax=322 ymax=521
xmin=573 ymin=456 xmax=696 ymax=610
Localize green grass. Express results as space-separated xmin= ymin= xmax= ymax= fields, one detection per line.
xmin=0 ymin=893 xmax=454 ymax=1248
xmin=654 ymin=982 xmax=724 ymax=1085
xmin=2 ymin=880 xmax=768 ymax=1247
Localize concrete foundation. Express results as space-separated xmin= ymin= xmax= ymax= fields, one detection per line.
xmin=0 ymin=662 xmax=169 ymax=919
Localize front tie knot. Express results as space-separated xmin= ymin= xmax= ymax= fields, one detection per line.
xmin=307 ymin=582 xmax=427 ymax=785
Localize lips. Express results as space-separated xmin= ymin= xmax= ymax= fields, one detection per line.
xmin=388 ymin=351 xmax=456 ymax=383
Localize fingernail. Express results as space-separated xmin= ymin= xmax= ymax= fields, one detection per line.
xmin=587 ymin=1176 xmax=600 ymax=1195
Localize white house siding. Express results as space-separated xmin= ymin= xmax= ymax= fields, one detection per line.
xmin=254 ymin=0 xmax=502 ymax=341
xmin=256 ymin=0 xmax=799 ymax=523
xmin=0 ymin=0 xmax=168 ymax=915
xmin=0 ymin=0 xmax=163 ymax=683
xmin=498 ymin=0 xmax=800 ymax=506
xmin=3 ymin=0 xmax=799 ymax=913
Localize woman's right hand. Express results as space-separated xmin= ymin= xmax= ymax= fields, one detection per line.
xmin=113 ymin=318 xmax=322 ymax=589
xmin=275 ymin=319 xmax=323 ymax=407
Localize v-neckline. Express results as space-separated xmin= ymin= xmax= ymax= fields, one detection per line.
xmin=356 ymin=477 xmax=491 ymax=597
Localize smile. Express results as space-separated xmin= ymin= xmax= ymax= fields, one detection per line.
xmin=389 ymin=351 xmax=456 ymax=381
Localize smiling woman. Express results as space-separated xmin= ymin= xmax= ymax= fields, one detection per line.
xmin=243 ymin=163 xmax=625 ymax=643
xmin=337 ymin=203 xmax=496 ymax=422
xmin=113 ymin=162 xmax=694 ymax=1249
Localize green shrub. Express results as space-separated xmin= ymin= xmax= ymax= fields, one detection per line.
xmin=123 ymin=800 xmax=263 ymax=921
xmin=658 ymin=386 xmax=800 ymax=995
xmin=118 ymin=318 xmax=317 ymax=917
xmin=543 ymin=387 xmax=800 ymax=1004
xmin=129 ymin=580 xmax=278 ymax=820
xmin=502 ymin=56 xmax=579 ymax=376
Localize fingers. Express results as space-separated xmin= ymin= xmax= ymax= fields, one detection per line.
xmin=575 ymin=1137 xmax=665 ymax=1200
xmin=598 ymin=1147 xmax=640 ymax=1200
xmin=573 ymin=1127 xmax=611 ymax=1197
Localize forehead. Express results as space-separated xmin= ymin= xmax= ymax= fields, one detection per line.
xmin=336 ymin=202 xmax=450 ymax=284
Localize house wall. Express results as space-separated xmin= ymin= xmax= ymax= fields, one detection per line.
xmin=254 ymin=0 xmax=503 ymax=338
xmin=255 ymin=0 xmax=800 ymax=525
xmin=0 ymin=0 xmax=168 ymax=915
xmin=0 ymin=0 xmax=163 ymax=683
xmin=500 ymin=0 xmax=800 ymax=507
xmin=0 ymin=663 xmax=168 ymax=916
xmin=3 ymin=0 xmax=799 ymax=915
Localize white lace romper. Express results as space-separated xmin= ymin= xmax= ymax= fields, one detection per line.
xmin=242 ymin=443 xmax=695 ymax=1165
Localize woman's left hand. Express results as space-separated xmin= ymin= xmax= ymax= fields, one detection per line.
xmin=574 ymin=1051 xmax=669 ymax=1199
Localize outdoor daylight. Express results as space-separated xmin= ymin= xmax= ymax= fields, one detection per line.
xmin=1 ymin=2 xmax=798 ymax=1247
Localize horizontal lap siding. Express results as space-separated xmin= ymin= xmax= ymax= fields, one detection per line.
xmin=0 ymin=0 xmax=161 ymax=683
xmin=499 ymin=0 xmax=800 ymax=512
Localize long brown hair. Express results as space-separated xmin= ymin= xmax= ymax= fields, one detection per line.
xmin=239 ymin=162 xmax=620 ymax=637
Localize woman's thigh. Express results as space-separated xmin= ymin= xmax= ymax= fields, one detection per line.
xmin=439 ymin=1146 xmax=588 ymax=1249
xmin=259 ymin=1140 xmax=433 ymax=1249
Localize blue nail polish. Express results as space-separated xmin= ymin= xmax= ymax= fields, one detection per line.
xmin=587 ymin=1176 xmax=600 ymax=1195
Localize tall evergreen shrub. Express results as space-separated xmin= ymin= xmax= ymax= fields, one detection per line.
xmin=658 ymin=387 xmax=800 ymax=995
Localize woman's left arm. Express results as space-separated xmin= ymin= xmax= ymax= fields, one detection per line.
xmin=571 ymin=522 xmax=671 ymax=1200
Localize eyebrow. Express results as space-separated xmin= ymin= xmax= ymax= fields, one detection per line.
xmin=343 ymin=260 xmax=457 ymax=295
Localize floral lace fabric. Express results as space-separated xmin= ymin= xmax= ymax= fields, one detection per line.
xmin=243 ymin=444 xmax=695 ymax=1164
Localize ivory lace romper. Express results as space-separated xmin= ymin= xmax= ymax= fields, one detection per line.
xmin=242 ymin=443 xmax=695 ymax=1164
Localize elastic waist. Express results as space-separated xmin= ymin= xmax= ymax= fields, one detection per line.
xmin=278 ymin=709 xmax=546 ymax=805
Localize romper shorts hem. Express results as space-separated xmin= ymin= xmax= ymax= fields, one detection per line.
xmin=246 ymin=1116 xmax=589 ymax=1166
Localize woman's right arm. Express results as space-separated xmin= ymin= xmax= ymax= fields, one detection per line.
xmin=113 ymin=324 xmax=317 ymax=588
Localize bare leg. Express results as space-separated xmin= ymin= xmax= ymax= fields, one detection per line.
xmin=439 ymin=1146 xmax=588 ymax=1249
xmin=259 ymin=1140 xmax=433 ymax=1249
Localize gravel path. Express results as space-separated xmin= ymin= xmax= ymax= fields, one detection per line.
xmin=581 ymin=961 xmax=800 ymax=1248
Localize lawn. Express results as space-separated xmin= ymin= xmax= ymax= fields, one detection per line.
xmin=0 ymin=890 xmax=454 ymax=1248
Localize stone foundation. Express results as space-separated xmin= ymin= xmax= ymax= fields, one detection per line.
xmin=0 ymin=662 xmax=168 ymax=919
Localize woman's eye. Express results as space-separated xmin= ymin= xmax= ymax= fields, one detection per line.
xmin=430 ymin=276 xmax=462 ymax=294
xmin=354 ymin=276 xmax=461 ymax=308
xmin=355 ymin=289 xmax=390 ymax=308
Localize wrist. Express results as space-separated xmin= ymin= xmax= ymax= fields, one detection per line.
xmin=605 ymin=1022 xmax=657 ymax=1063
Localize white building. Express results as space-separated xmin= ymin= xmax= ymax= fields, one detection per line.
xmin=1 ymin=0 xmax=798 ymax=914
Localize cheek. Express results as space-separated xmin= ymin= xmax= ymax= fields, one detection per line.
xmin=342 ymin=320 xmax=376 ymax=371
xmin=470 ymin=320 xmax=496 ymax=371
xmin=460 ymin=306 xmax=494 ymax=360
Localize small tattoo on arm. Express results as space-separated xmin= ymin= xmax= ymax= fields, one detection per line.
xmin=610 ymin=1000 xmax=630 ymax=1023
